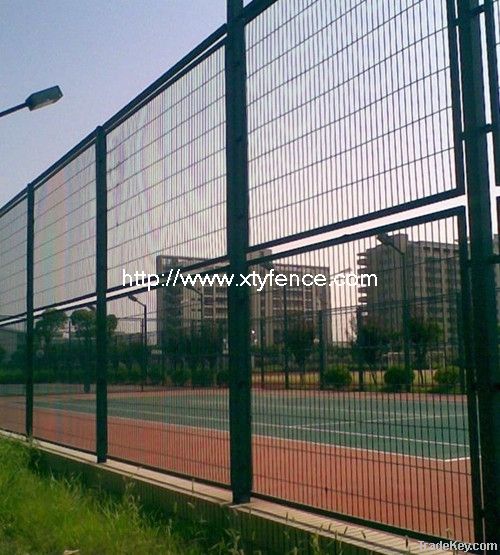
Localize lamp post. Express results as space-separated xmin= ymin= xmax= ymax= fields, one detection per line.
xmin=258 ymin=260 xmax=291 ymax=389
xmin=0 ymin=86 xmax=63 ymax=119
xmin=376 ymin=233 xmax=411 ymax=377
xmin=320 ymin=267 xmax=352 ymax=389
xmin=128 ymin=295 xmax=148 ymax=390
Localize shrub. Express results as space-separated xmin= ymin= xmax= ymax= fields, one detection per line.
xmin=190 ymin=365 xmax=215 ymax=387
xmin=384 ymin=366 xmax=414 ymax=392
xmin=433 ymin=366 xmax=460 ymax=392
xmin=169 ymin=367 xmax=189 ymax=387
xmin=147 ymin=364 xmax=164 ymax=385
xmin=216 ymin=369 xmax=229 ymax=387
xmin=323 ymin=365 xmax=352 ymax=389
xmin=0 ymin=368 xmax=24 ymax=384
xmin=108 ymin=362 xmax=143 ymax=385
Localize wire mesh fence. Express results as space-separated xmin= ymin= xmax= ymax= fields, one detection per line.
xmin=248 ymin=215 xmax=474 ymax=541
xmin=0 ymin=320 xmax=26 ymax=434
xmin=32 ymin=308 xmax=96 ymax=452
xmin=246 ymin=0 xmax=463 ymax=247
xmin=33 ymin=147 xmax=96 ymax=310
xmin=0 ymin=196 xmax=27 ymax=320
xmin=0 ymin=0 xmax=499 ymax=546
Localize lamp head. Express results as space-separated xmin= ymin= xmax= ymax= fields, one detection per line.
xmin=25 ymin=86 xmax=63 ymax=111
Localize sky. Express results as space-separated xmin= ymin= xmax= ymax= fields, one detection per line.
xmin=0 ymin=0 xmax=226 ymax=207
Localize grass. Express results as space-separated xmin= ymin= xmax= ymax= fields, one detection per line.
xmin=0 ymin=437 xmax=344 ymax=554
xmin=0 ymin=437 xmax=242 ymax=555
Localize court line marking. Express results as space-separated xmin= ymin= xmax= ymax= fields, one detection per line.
xmin=107 ymin=412 xmax=472 ymax=465
xmin=35 ymin=397 xmax=468 ymax=423
xmin=32 ymin=402 xmax=470 ymax=462
xmin=38 ymin=399 xmax=469 ymax=447
xmin=31 ymin=403 xmax=472 ymax=463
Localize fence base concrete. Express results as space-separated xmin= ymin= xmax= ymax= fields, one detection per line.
xmin=0 ymin=431 xmax=452 ymax=554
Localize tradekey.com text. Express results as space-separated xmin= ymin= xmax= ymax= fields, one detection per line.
xmin=122 ymin=268 xmax=378 ymax=292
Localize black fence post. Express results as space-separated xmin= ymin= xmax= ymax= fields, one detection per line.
xmin=225 ymin=0 xmax=252 ymax=504
xmin=457 ymin=211 xmax=484 ymax=542
xmin=457 ymin=0 xmax=500 ymax=543
xmin=318 ymin=310 xmax=326 ymax=390
xmin=25 ymin=183 xmax=34 ymax=437
xmin=259 ymin=317 xmax=265 ymax=389
xmin=283 ymin=285 xmax=290 ymax=389
xmin=95 ymin=126 xmax=108 ymax=463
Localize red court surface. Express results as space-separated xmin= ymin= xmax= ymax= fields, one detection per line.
xmin=0 ymin=394 xmax=473 ymax=543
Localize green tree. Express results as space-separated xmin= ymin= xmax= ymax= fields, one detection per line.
xmin=71 ymin=309 xmax=95 ymax=392
xmin=409 ymin=317 xmax=441 ymax=386
xmin=70 ymin=310 xmax=118 ymax=392
xmin=162 ymin=322 xmax=223 ymax=387
xmin=34 ymin=309 xmax=68 ymax=375
xmin=196 ymin=322 xmax=223 ymax=385
xmin=35 ymin=309 xmax=67 ymax=350
xmin=352 ymin=316 xmax=391 ymax=386
xmin=285 ymin=320 xmax=315 ymax=382
xmin=106 ymin=314 xmax=118 ymax=338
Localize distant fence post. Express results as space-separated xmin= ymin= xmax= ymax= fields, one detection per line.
xmin=318 ymin=310 xmax=326 ymax=390
xmin=457 ymin=0 xmax=500 ymax=543
xmin=457 ymin=211 xmax=484 ymax=542
xmin=225 ymin=0 xmax=252 ymax=503
xmin=25 ymin=182 xmax=34 ymax=437
xmin=95 ymin=126 xmax=108 ymax=463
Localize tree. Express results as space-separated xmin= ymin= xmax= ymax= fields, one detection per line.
xmin=70 ymin=309 xmax=118 ymax=392
xmin=285 ymin=320 xmax=315 ymax=382
xmin=161 ymin=322 xmax=223 ymax=387
xmin=34 ymin=309 xmax=68 ymax=374
xmin=71 ymin=310 xmax=117 ymax=339
xmin=183 ymin=323 xmax=223 ymax=387
xmin=409 ymin=317 xmax=441 ymax=386
xmin=71 ymin=309 xmax=95 ymax=392
xmin=35 ymin=309 xmax=67 ymax=350
xmin=107 ymin=314 xmax=118 ymax=338
xmin=352 ymin=316 xmax=391 ymax=387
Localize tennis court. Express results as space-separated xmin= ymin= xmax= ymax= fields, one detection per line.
xmin=33 ymin=389 xmax=469 ymax=461
xmin=0 ymin=387 xmax=473 ymax=540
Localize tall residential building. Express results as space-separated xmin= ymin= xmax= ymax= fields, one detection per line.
xmin=156 ymin=251 xmax=331 ymax=346
xmin=0 ymin=327 xmax=24 ymax=360
xmin=357 ymin=234 xmax=461 ymax=350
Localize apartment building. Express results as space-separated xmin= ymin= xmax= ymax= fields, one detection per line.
xmin=357 ymin=234 xmax=461 ymax=349
xmin=156 ymin=251 xmax=331 ymax=346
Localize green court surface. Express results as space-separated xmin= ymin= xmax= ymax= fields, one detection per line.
xmin=34 ymin=390 xmax=469 ymax=461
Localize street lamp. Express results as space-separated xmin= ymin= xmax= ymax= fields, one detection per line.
xmin=258 ymin=260 xmax=291 ymax=389
xmin=128 ymin=294 xmax=148 ymax=389
xmin=319 ymin=267 xmax=352 ymax=389
xmin=376 ymin=233 xmax=411 ymax=377
xmin=0 ymin=86 xmax=63 ymax=119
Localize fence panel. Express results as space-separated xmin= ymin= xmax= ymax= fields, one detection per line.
xmin=105 ymin=288 xmax=230 ymax=485
xmin=33 ymin=147 xmax=96 ymax=309
xmin=2 ymin=0 xmax=500 ymax=545
xmin=0 ymin=197 xmax=27 ymax=319
xmin=249 ymin=213 xmax=475 ymax=542
xmin=246 ymin=0 xmax=462 ymax=247
xmin=0 ymin=321 xmax=26 ymax=434
xmin=103 ymin=42 xmax=230 ymax=485
xmin=32 ymin=307 xmax=96 ymax=452
xmin=106 ymin=46 xmax=227 ymax=291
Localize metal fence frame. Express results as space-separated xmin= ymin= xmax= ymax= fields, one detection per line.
xmin=0 ymin=0 xmax=499 ymax=546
